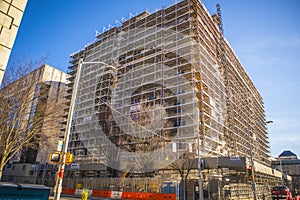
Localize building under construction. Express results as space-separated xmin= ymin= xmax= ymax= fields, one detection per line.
xmin=64 ymin=0 xmax=283 ymax=199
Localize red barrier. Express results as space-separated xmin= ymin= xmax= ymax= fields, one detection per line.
xmin=122 ymin=191 xmax=176 ymax=200
xmin=61 ymin=188 xmax=76 ymax=195
xmin=91 ymin=190 xmax=111 ymax=198
xmin=122 ymin=191 xmax=137 ymax=199
xmin=154 ymin=193 xmax=176 ymax=200
xmin=62 ymin=187 xmax=176 ymax=200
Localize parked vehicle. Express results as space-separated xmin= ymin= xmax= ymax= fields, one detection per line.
xmin=271 ymin=185 xmax=293 ymax=200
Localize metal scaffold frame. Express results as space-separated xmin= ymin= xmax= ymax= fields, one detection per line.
xmin=61 ymin=0 xmax=280 ymax=199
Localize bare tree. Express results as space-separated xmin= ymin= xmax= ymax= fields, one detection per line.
xmin=0 ymin=57 xmax=65 ymax=179
xmin=1 ymin=56 xmax=47 ymax=86
xmin=171 ymin=152 xmax=195 ymax=200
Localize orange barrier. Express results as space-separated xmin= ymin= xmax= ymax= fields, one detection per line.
xmin=121 ymin=191 xmax=176 ymax=200
xmin=61 ymin=188 xmax=75 ymax=195
xmin=62 ymin=187 xmax=176 ymax=200
xmin=91 ymin=190 xmax=112 ymax=198
xmin=154 ymin=193 xmax=176 ymax=200
xmin=122 ymin=191 xmax=142 ymax=199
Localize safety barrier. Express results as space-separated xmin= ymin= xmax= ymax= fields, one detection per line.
xmin=61 ymin=188 xmax=76 ymax=195
xmin=92 ymin=189 xmax=112 ymax=198
xmin=74 ymin=189 xmax=92 ymax=196
xmin=61 ymin=188 xmax=176 ymax=200
xmin=122 ymin=191 xmax=176 ymax=199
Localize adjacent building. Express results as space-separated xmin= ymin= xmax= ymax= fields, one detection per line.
xmin=1 ymin=64 xmax=67 ymax=185
xmin=0 ymin=0 xmax=28 ymax=85
xmin=64 ymin=0 xmax=283 ymax=199
xmin=272 ymin=150 xmax=300 ymax=193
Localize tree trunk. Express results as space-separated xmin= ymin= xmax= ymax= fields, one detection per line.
xmin=0 ymin=148 xmax=8 ymax=181
xmin=0 ymin=167 xmax=3 ymax=181
xmin=0 ymin=157 xmax=5 ymax=181
xmin=179 ymin=176 xmax=187 ymax=200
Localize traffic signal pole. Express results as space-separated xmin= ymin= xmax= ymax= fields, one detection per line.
xmin=53 ymin=58 xmax=83 ymax=200
xmin=53 ymin=59 xmax=116 ymax=199
xmin=247 ymin=128 xmax=257 ymax=200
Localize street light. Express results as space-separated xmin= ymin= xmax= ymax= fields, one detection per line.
xmin=248 ymin=120 xmax=273 ymax=200
xmin=53 ymin=58 xmax=116 ymax=200
xmin=279 ymin=158 xmax=284 ymax=185
xmin=196 ymin=108 xmax=204 ymax=200
xmin=185 ymin=108 xmax=203 ymax=200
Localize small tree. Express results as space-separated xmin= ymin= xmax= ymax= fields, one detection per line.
xmin=171 ymin=152 xmax=195 ymax=200
xmin=0 ymin=57 xmax=65 ymax=179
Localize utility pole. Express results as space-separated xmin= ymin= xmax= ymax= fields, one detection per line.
xmin=196 ymin=108 xmax=204 ymax=200
xmin=53 ymin=59 xmax=116 ymax=199
xmin=53 ymin=58 xmax=83 ymax=200
xmin=248 ymin=127 xmax=257 ymax=200
xmin=247 ymin=121 xmax=273 ymax=200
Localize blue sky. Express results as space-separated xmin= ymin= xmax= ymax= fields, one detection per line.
xmin=9 ymin=0 xmax=300 ymax=158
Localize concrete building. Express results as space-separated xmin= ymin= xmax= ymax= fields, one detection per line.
xmin=0 ymin=0 xmax=28 ymax=85
xmin=272 ymin=151 xmax=300 ymax=193
xmin=65 ymin=0 xmax=282 ymax=199
xmin=1 ymin=64 xmax=67 ymax=185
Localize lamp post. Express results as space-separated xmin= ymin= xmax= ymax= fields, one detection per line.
xmin=247 ymin=127 xmax=257 ymax=200
xmin=248 ymin=120 xmax=273 ymax=200
xmin=279 ymin=158 xmax=284 ymax=185
xmin=196 ymin=108 xmax=204 ymax=200
xmin=53 ymin=58 xmax=116 ymax=200
xmin=186 ymin=108 xmax=203 ymax=200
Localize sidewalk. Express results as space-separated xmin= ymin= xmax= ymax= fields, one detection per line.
xmin=48 ymin=195 xmax=113 ymax=200
xmin=48 ymin=195 xmax=80 ymax=200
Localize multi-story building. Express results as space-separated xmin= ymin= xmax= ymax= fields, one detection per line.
xmin=272 ymin=151 xmax=300 ymax=193
xmin=0 ymin=0 xmax=28 ymax=85
xmin=1 ymin=64 xmax=67 ymax=185
xmin=65 ymin=0 xmax=282 ymax=198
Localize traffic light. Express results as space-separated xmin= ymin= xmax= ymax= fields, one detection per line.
xmin=65 ymin=153 xmax=73 ymax=165
xmin=50 ymin=152 xmax=61 ymax=164
xmin=49 ymin=152 xmax=73 ymax=165
xmin=248 ymin=165 xmax=253 ymax=181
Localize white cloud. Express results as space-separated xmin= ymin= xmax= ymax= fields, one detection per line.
xmin=267 ymin=112 xmax=300 ymax=157
xmin=268 ymin=116 xmax=300 ymax=131
xmin=238 ymin=53 xmax=277 ymax=67
xmin=269 ymin=131 xmax=300 ymax=156
xmin=270 ymin=133 xmax=300 ymax=143
xmin=247 ymin=36 xmax=300 ymax=50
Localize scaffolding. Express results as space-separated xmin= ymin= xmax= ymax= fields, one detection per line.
xmin=65 ymin=0 xmax=279 ymax=198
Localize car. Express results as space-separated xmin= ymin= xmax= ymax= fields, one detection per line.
xmin=271 ymin=185 xmax=293 ymax=200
